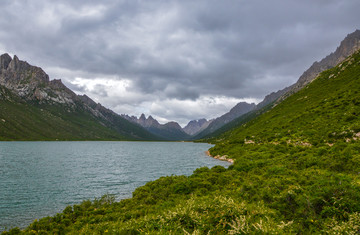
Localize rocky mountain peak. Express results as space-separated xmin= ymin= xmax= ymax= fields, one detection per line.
xmin=139 ymin=113 xmax=146 ymax=121
xmin=164 ymin=121 xmax=182 ymax=130
xmin=0 ymin=54 xmax=77 ymax=105
xmin=8 ymin=55 xmax=30 ymax=72
xmin=0 ymin=53 xmax=12 ymax=70
xmin=135 ymin=114 xmax=160 ymax=128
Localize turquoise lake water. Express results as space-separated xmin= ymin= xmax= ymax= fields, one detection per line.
xmin=0 ymin=141 xmax=230 ymax=231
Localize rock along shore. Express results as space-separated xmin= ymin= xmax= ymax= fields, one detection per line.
xmin=205 ymin=151 xmax=234 ymax=164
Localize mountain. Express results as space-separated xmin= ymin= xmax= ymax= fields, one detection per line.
xmin=211 ymin=47 xmax=360 ymax=149
xmin=203 ymin=41 xmax=360 ymax=233
xmin=15 ymin=41 xmax=360 ymax=234
xmin=0 ymin=54 xmax=159 ymax=141
xmin=194 ymin=102 xmax=256 ymax=139
xmin=183 ymin=119 xmax=212 ymax=136
xmin=122 ymin=114 xmax=191 ymax=140
xmin=195 ymin=29 xmax=360 ymax=140
xmin=277 ymin=29 xmax=360 ymax=102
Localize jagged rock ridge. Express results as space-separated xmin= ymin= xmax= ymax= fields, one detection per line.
xmin=122 ymin=114 xmax=191 ymax=140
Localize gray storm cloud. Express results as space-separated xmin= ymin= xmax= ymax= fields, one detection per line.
xmin=0 ymin=0 xmax=359 ymax=125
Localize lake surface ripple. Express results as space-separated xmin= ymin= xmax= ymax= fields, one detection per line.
xmin=0 ymin=141 xmax=229 ymax=231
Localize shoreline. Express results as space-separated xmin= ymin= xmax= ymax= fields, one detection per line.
xmin=205 ymin=150 xmax=234 ymax=164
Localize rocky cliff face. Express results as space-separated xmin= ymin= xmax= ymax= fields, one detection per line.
xmin=0 ymin=54 xmax=77 ymax=105
xmin=183 ymin=119 xmax=212 ymax=136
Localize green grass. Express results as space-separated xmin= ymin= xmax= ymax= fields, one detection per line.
xmin=0 ymin=87 xmax=158 ymax=141
xmin=210 ymin=49 xmax=360 ymax=152
xmin=3 ymin=51 xmax=360 ymax=234
xmin=0 ymin=99 xmax=123 ymax=140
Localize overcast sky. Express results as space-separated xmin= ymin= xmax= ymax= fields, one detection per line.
xmin=0 ymin=0 xmax=359 ymax=126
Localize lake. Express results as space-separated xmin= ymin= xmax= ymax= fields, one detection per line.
xmin=0 ymin=141 xmax=230 ymax=231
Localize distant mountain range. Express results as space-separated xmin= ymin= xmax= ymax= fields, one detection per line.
xmin=121 ymin=102 xmax=258 ymax=140
xmin=1 ymin=30 xmax=359 ymax=141
xmin=122 ymin=114 xmax=191 ymax=140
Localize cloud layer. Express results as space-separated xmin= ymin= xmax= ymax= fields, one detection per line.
xmin=1 ymin=0 xmax=359 ymax=125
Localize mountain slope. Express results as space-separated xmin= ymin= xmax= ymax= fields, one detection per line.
xmin=211 ymin=48 xmax=360 ymax=154
xmin=194 ymin=102 xmax=256 ymax=139
xmin=0 ymin=54 xmax=159 ymax=141
xmin=195 ymin=29 xmax=360 ymax=140
xmin=183 ymin=118 xmax=212 ymax=136
xmin=279 ymin=29 xmax=360 ymax=102
xmin=198 ymin=104 xmax=273 ymax=140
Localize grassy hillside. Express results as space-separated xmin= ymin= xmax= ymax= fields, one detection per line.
xmin=194 ymin=104 xmax=272 ymax=141
xmin=3 ymin=51 xmax=360 ymax=233
xmin=0 ymin=86 xmax=157 ymax=141
xmin=210 ymin=49 xmax=360 ymax=152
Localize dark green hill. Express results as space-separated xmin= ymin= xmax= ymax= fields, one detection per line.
xmin=147 ymin=122 xmax=191 ymax=141
xmin=0 ymin=85 xmax=158 ymax=141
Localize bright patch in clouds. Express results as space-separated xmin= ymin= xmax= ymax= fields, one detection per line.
xmin=69 ymin=75 xmax=260 ymax=126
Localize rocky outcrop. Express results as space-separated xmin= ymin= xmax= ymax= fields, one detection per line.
xmin=205 ymin=151 xmax=234 ymax=164
xmin=0 ymin=53 xmax=12 ymax=70
xmin=0 ymin=54 xmax=77 ymax=105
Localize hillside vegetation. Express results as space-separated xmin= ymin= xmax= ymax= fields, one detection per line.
xmin=0 ymin=86 xmax=157 ymax=141
xmin=3 ymin=52 xmax=360 ymax=233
